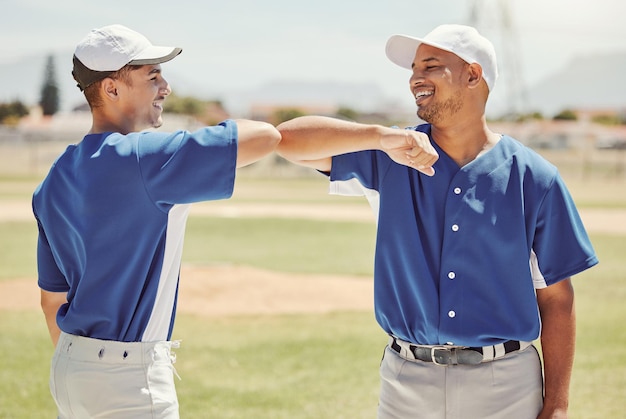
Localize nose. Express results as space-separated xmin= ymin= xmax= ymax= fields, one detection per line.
xmin=409 ymin=71 xmax=424 ymax=88
xmin=160 ymin=78 xmax=172 ymax=96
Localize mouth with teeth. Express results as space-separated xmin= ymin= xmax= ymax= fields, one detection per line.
xmin=153 ymin=100 xmax=165 ymax=111
xmin=414 ymin=90 xmax=433 ymax=106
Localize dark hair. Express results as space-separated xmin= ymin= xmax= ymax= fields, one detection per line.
xmin=83 ymin=65 xmax=143 ymax=109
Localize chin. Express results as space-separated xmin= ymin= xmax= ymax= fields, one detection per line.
xmin=417 ymin=110 xmax=431 ymax=124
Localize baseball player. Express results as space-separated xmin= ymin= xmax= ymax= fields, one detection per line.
xmin=276 ymin=24 xmax=598 ymax=418
xmin=33 ymin=24 xmax=280 ymax=418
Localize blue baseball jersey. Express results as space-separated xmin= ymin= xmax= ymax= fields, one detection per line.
xmin=329 ymin=124 xmax=598 ymax=347
xmin=33 ymin=120 xmax=238 ymax=342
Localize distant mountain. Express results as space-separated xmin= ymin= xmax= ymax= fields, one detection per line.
xmin=217 ymin=80 xmax=397 ymax=116
xmin=524 ymin=51 xmax=626 ymax=115
xmin=212 ymin=51 xmax=626 ymax=118
xmin=0 ymin=52 xmax=396 ymax=116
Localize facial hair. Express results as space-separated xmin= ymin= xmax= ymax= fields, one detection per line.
xmin=417 ymin=90 xmax=463 ymax=125
xmin=152 ymin=118 xmax=164 ymax=129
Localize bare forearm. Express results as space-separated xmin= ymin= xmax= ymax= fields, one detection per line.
xmin=276 ymin=116 xmax=438 ymax=175
xmin=40 ymin=290 xmax=67 ymax=347
xmin=537 ymin=279 xmax=576 ymax=418
xmin=45 ymin=313 xmax=62 ymax=347
xmin=277 ymin=116 xmax=385 ymax=161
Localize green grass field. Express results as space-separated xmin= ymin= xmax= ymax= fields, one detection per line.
xmin=1 ymin=173 xmax=625 ymax=418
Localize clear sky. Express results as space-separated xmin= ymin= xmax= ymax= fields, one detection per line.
xmin=1 ymin=0 xmax=625 ymax=114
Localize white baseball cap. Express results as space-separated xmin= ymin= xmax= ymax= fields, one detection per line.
xmin=385 ymin=24 xmax=498 ymax=91
xmin=72 ymin=24 xmax=182 ymax=91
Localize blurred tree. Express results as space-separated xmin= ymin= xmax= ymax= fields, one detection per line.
xmin=163 ymin=93 xmax=205 ymax=116
xmin=553 ymin=109 xmax=578 ymax=121
xmin=163 ymin=94 xmax=229 ymax=125
xmin=0 ymin=100 xmax=29 ymax=126
xmin=591 ymin=113 xmax=623 ymax=126
xmin=495 ymin=111 xmax=544 ymax=123
xmin=520 ymin=111 xmax=544 ymax=122
xmin=336 ymin=106 xmax=359 ymax=121
xmin=39 ymin=55 xmax=60 ymax=116
xmin=271 ymin=108 xmax=305 ymax=125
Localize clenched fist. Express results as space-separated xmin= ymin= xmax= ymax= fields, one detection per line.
xmin=379 ymin=129 xmax=439 ymax=176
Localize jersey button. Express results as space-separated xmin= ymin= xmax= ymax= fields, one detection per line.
xmin=454 ymin=187 xmax=462 ymax=195
xmin=448 ymin=310 xmax=456 ymax=318
xmin=448 ymin=271 xmax=456 ymax=280
xmin=451 ymin=224 xmax=459 ymax=232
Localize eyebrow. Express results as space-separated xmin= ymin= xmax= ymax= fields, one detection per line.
xmin=411 ymin=57 xmax=440 ymax=69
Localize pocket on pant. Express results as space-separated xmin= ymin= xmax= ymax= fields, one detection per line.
xmin=491 ymin=345 xmax=542 ymax=388
xmin=380 ymin=346 xmax=409 ymax=380
xmin=146 ymin=360 xmax=179 ymax=416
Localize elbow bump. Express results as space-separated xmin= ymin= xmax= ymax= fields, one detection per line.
xmin=252 ymin=121 xmax=280 ymax=144
xmin=264 ymin=125 xmax=282 ymax=149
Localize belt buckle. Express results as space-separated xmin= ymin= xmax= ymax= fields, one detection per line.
xmin=430 ymin=346 xmax=452 ymax=366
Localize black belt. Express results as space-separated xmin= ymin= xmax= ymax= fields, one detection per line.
xmin=389 ymin=337 xmax=528 ymax=365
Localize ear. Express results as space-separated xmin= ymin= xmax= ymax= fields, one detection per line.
xmin=466 ymin=63 xmax=483 ymax=89
xmin=101 ymin=78 xmax=119 ymax=101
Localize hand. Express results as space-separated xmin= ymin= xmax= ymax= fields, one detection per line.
xmin=379 ymin=129 xmax=438 ymax=176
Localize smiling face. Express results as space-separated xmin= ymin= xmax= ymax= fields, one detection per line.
xmin=409 ymin=44 xmax=469 ymax=125
xmin=114 ymin=64 xmax=171 ymax=132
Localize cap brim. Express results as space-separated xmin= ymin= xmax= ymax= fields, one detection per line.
xmin=386 ymin=35 xmax=422 ymax=69
xmin=128 ymin=46 xmax=183 ymax=65
xmin=385 ymin=34 xmax=459 ymax=69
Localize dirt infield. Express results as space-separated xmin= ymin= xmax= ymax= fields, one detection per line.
xmin=0 ymin=265 xmax=374 ymax=315
xmin=1 ymin=199 xmax=622 ymax=315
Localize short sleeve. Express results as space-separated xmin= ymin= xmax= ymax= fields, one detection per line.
xmin=532 ymin=174 xmax=598 ymax=285
xmin=138 ymin=120 xmax=238 ymax=206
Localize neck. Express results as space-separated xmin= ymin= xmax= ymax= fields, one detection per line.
xmin=430 ymin=116 xmax=499 ymax=167
xmin=89 ymin=109 xmax=135 ymax=135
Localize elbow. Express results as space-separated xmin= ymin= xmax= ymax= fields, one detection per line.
xmin=40 ymin=290 xmax=67 ymax=317
xmin=40 ymin=293 xmax=52 ymax=314
xmin=275 ymin=122 xmax=302 ymax=161
xmin=276 ymin=119 xmax=302 ymax=144
xmin=262 ymin=121 xmax=282 ymax=147
xmin=40 ymin=299 xmax=54 ymax=319
xmin=252 ymin=121 xmax=281 ymax=151
xmin=235 ymin=122 xmax=281 ymax=168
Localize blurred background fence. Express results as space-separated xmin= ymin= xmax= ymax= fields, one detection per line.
xmin=2 ymin=116 xmax=624 ymax=182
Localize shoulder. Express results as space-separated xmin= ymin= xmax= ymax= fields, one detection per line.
xmin=500 ymin=135 xmax=558 ymax=180
xmin=500 ymin=135 xmax=551 ymax=162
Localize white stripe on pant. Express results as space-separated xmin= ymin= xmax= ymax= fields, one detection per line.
xmin=50 ymin=332 xmax=180 ymax=419
xmin=377 ymin=344 xmax=543 ymax=419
